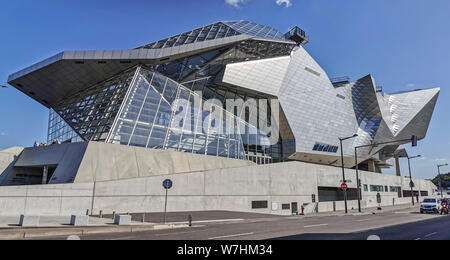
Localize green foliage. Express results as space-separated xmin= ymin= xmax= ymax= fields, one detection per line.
xmin=432 ymin=173 xmax=450 ymax=188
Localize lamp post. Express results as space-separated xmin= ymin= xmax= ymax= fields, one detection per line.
xmin=438 ymin=164 xmax=448 ymax=199
xmin=407 ymin=155 xmax=421 ymax=206
xmin=339 ymin=134 xmax=358 ymax=214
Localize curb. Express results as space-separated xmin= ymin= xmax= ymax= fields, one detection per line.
xmin=0 ymin=224 xmax=189 ymax=240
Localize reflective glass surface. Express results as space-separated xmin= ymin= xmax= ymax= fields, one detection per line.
xmin=47 ymin=109 xmax=83 ymax=143
xmin=53 ymin=67 xmax=138 ymax=142
xmin=108 ymin=67 xmax=249 ymax=160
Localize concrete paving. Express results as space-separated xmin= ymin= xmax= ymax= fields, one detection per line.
xmin=0 ymin=215 xmax=148 ymax=228
xmin=98 ymin=211 xmax=280 ymax=224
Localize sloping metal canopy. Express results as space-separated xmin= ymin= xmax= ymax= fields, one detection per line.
xmin=7 ymin=35 xmax=257 ymax=108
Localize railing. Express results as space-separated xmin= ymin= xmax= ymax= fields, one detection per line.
xmin=330 ymin=76 xmax=350 ymax=84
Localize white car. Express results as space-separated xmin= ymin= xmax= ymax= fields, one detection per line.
xmin=420 ymin=198 xmax=442 ymax=214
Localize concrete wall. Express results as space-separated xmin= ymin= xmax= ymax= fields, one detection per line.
xmin=74 ymin=142 xmax=255 ymax=183
xmin=0 ymin=147 xmax=24 ymax=185
xmin=0 ymin=160 xmax=437 ymax=216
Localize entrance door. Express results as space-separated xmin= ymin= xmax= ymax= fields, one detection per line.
xmin=291 ymin=203 xmax=298 ymax=215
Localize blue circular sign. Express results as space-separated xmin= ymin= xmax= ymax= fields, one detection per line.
xmin=163 ymin=179 xmax=173 ymax=190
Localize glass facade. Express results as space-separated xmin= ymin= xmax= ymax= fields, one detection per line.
xmin=137 ymin=21 xmax=294 ymax=50
xmin=52 ymin=68 xmax=137 ymax=142
xmin=138 ymin=22 xmax=241 ymax=49
xmin=47 ymin=109 xmax=83 ymax=143
xmin=222 ymin=21 xmax=290 ymax=42
xmin=108 ymin=67 xmax=251 ymax=160
xmin=46 ymin=21 xmax=297 ymax=164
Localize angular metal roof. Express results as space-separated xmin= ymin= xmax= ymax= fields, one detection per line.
xmin=222 ymin=21 xmax=288 ymax=42
xmin=137 ymin=21 xmax=294 ymax=49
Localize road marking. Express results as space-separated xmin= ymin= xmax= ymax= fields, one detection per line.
xmin=155 ymin=231 xmax=197 ymax=237
xmin=356 ymin=219 xmax=372 ymax=222
xmin=425 ymin=232 xmax=438 ymax=238
xmin=304 ymin=223 xmax=329 ymax=228
xmin=168 ymin=219 xmax=245 ymax=225
xmin=208 ymin=232 xmax=254 ymax=240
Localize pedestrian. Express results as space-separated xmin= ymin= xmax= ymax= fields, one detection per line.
xmin=33 ymin=141 xmax=38 ymax=147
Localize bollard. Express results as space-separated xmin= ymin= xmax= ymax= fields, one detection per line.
xmin=99 ymin=210 xmax=103 ymax=218
xmin=188 ymin=215 xmax=193 ymax=227
xmin=142 ymin=213 xmax=146 ymax=223
xmin=86 ymin=209 xmax=89 ymax=216
xmin=112 ymin=211 xmax=116 ymax=220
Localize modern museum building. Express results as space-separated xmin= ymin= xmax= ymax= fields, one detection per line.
xmin=0 ymin=21 xmax=440 ymax=216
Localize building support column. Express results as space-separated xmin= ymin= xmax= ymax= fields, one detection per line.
xmin=395 ymin=156 xmax=401 ymax=177
xmin=42 ymin=166 xmax=48 ymax=185
xmin=368 ymin=159 xmax=376 ymax=173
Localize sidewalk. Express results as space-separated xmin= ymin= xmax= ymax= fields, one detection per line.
xmin=305 ymin=203 xmax=419 ymax=218
xmin=0 ymin=215 xmax=189 ymax=240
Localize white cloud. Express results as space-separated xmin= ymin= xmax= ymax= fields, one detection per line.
xmin=276 ymin=0 xmax=292 ymax=7
xmin=407 ymin=83 xmax=416 ymax=87
xmin=225 ymin=0 xmax=293 ymax=8
xmin=0 ymin=132 xmax=7 ymax=136
xmin=225 ymin=0 xmax=245 ymax=7
xmin=432 ymin=158 xmax=448 ymax=163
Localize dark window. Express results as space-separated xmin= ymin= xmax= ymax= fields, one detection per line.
xmin=364 ymin=185 xmax=368 ymax=192
xmin=252 ymin=201 xmax=268 ymax=209
xmin=282 ymin=204 xmax=291 ymax=210
xmin=313 ymin=143 xmax=320 ymax=151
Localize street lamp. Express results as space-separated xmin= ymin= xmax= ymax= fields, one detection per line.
xmin=354 ymin=143 xmax=378 ymax=213
xmin=438 ymin=163 xmax=448 ymax=199
xmin=407 ymin=155 xmax=421 ymax=206
xmin=339 ymin=134 xmax=358 ymax=214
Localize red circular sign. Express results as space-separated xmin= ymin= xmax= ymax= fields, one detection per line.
xmin=341 ymin=183 xmax=348 ymax=190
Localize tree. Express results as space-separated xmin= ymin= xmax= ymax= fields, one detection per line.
xmin=432 ymin=173 xmax=450 ymax=189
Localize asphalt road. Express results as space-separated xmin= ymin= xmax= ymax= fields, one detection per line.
xmin=34 ymin=207 xmax=449 ymax=240
xmin=275 ymin=214 xmax=450 ymax=240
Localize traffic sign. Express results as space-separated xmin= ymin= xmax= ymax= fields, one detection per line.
xmin=341 ymin=183 xmax=348 ymax=191
xmin=411 ymin=135 xmax=418 ymax=147
xmin=163 ymin=179 xmax=173 ymax=190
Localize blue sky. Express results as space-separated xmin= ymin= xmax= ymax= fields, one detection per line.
xmin=0 ymin=0 xmax=449 ymax=179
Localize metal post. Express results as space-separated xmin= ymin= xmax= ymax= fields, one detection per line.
xmin=408 ymin=157 xmax=414 ymax=206
xmin=438 ymin=166 xmax=443 ymax=199
xmin=188 ymin=215 xmax=193 ymax=227
xmin=340 ymin=139 xmax=348 ymax=214
xmin=355 ymin=147 xmax=362 ymax=213
xmin=163 ymin=188 xmax=168 ymax=224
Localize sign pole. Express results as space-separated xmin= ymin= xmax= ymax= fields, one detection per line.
xmin=162 ymin=179 xmax=173 ymax=224
xmin=164 ymin=188 xmax=168 ymax=224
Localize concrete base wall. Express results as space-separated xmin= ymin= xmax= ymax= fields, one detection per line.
xmin=0 ymin=160 xmax=437 ymax=216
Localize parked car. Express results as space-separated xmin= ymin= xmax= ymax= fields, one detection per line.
xmin=420 ymin=198 xmax=442 ymax=214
